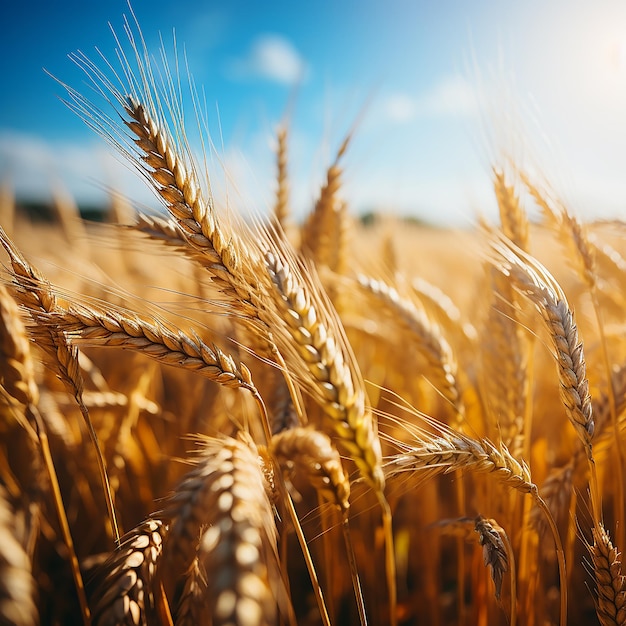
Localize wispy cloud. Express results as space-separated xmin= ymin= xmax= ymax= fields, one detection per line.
xmin=0 ymin=130 xmax=156 ymax=208
xmin=226 ymin=35 xmax=308 ymax=84
xmin=383 ymin=75 xmax=480 ymax=123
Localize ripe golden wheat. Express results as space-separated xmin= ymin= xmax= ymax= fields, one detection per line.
xmin=2 ymin=13 xmax=626 ymax=626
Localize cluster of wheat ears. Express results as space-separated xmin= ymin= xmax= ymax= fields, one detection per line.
xmin=2 ymin=14 xmax=626 ymax=626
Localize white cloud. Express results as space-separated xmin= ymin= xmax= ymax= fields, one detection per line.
xmin=227 ymin=35 xmax=307 ymax=84
xmin=0 ymin=130 xmax=158 ymax=209
xmin=383 ymin=75 xmax=480 ymax=123
xmin=385 ymin=93 xmax=417 ymax=123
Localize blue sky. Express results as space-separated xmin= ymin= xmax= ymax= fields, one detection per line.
xmin=2 ymin=1 xmax=626 ymax=226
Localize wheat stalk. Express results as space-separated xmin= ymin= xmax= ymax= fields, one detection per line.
xmin=493 ymin=167 xmax=529 ymax=250
xmin=174 ymin=558 xmax=209 ymax=626
xmin=0 ymin=283 xmax=39 ymax=408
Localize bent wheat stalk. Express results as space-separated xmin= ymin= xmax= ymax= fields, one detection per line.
xmin=263 ymin=251 xmax=384 ymax=491
xmin=26 ymin=294 xmax=270 ymax=439
xmin=489 ymin=232 xmax=599 ymax=524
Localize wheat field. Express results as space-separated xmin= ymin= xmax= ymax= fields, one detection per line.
xmin=2 ymin=15 xmax=626 ymax=626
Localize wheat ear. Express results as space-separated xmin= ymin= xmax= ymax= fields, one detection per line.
xmin=270 ymin=426 xmax=369 ymax=621
xmin=493 ymin=167 xmax=529 ymax=250
xmin=432 ymin=514 xmax=515 ymax=624
xmin=53 ymin=304 xmax=268 ymax=434
xmin=0 ymin=283 xmax=44 ymax=556
xmin=44 ymin=300 xmax=260 ymax=395
xmin=272 ymin=124 xmax=290 ymax=231
xmin=122 ymin=96 xmax=258 ymax=303
xmin=174 ymin=558 xmax=209 ymax=626
xmin=385 ymin=414 xmax=566 ymax=625
xmin=0 ymin=485 xmax=37 ymax=626
xmin=261 ymin=246 xmax=397 ymax=622
xmin=0 ymin=283 xmax=39 ymax=408
xmin=162 ymin=432 xmax=278 ymax=626
xmin=357 ymin=274 xmax=464 ymax=418
xmin=386 ymin=431 xmax=535 ymax=495
xmin=489 ymin=233 xmax=599 ymax=519
xmin=474 ymin=516 xmax=510 ymax=602
xmin=263 ymin=250 xmax=384 ymax=491
xmin=300 ymin=135 xmax=350 ymax=267
xmin=527 ymin=172 xmax=626 ymax=551
xmin=481 ymin=268 xmax=528 ymax=455
xmin=271 ymin=426 xmax=350 ymax=513
xmin=91 ymin=518 xmax=167 ymax=626
xmin=589 ymin=522 xmax=626 ymax=626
